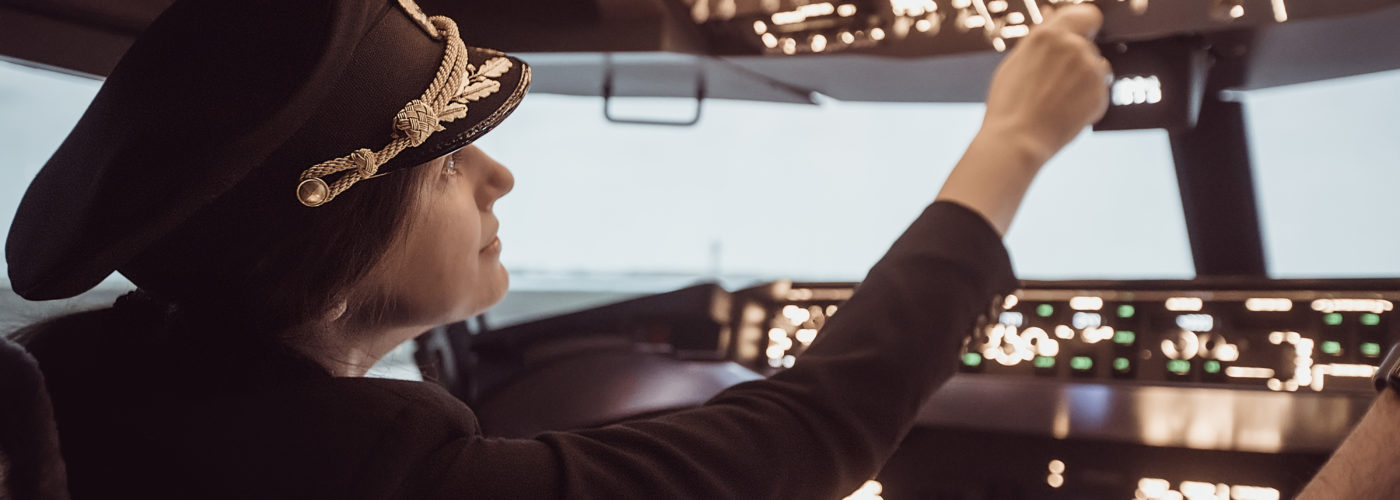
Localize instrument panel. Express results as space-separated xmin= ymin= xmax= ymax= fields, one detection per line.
xmin=735 ymin=279 xmax=1399 ymax=395
xmin=689 ymin=0 xmax=1400 ymax=56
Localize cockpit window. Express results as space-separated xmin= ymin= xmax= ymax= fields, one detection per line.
xmin=0 ymin=60 xmax=105 ymax=332
xmin=1242 ymin=69 xmax=1400 ymax=278
xmin=478 ymin=93 xmax=1193 ymax=283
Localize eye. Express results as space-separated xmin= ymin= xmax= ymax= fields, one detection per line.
xmin=443 ymin=154 xmax=459 ymax=175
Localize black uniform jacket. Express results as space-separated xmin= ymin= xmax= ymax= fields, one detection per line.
xmin=27 ymin=201 xmax=1016 ymax=499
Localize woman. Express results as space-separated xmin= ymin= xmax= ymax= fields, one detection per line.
xmin=7 ymin=0 xmax=1110 ymax=498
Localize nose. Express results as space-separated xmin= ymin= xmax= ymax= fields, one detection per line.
xmin=475 ymin=148 xmax=514 ymax=210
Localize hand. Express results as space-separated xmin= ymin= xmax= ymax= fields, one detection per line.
xmin=981 ymin=4 xmax=1111 ymax=163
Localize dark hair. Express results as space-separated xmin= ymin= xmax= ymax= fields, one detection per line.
xmin=12 ymin=158 xmax=439 ymax=360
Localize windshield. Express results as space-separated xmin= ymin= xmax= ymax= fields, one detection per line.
xmin=3 ymin=59 xmax=1398 ymax=301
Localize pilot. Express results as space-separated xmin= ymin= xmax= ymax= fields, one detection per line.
xmin=6 ymin=0 xmax=1116 ymax=498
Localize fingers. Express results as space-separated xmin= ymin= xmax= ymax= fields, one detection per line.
xmin=1041 ymin=3 xmax=1104 ymax=40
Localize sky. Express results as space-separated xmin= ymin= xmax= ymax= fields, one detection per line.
xmin=2 ymin=59 xmax=1398 ymax=295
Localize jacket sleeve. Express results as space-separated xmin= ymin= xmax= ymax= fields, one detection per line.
xmin=410 ymin=201 xmax=1018 ymax=499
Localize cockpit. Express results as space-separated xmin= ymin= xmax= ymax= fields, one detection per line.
xmin=3 ymin=0 xmax=1400 ymax=498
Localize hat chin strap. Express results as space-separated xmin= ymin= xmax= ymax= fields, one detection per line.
xmin=295 ymin=15 xmax=514 ymax=207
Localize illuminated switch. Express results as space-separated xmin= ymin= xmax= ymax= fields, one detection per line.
xmin=1203 ymin=360 xmax=1222 ymax=375
xmin=1111 ymin=357 xmax=1135 ymax=379
xmin=1321 ymin=341 xmax=1342 ymax=355
xmin=1037 ymin=304 xmax=1055 ymax=318
xmin=1361 ymin=342 xmax=1383 ymax=357
xmin=1033 ymin=355 xmax=1056 ymax=370
xmin=1117 ymin=304 xmax=1136 ymax=319
xmin=1323 ymin=313 xmax=1344 ymax=326
xmin=1070 ymin=356 xmax=1094 ymax=372
xmin=1361 ymin=313 xmax=1382 ymax=326
xmin=1113 ymin=330 xmax=1137 ymax=346
xmin=1167 ymin=359 xmax=1191 ymax=375
xmin=962 ymin=352 xmax=984 ymax=367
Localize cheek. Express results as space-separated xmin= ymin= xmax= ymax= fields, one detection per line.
xmin=413 ymin=209 xmax=484 ymax=308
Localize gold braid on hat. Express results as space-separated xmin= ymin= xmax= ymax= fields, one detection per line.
xmin=295 ymin=14 xmax=513 ymax=207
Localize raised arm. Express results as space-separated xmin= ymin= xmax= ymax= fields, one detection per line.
xmin=937 ymin=5 xmax=1110 ymax=235
xmin=404 ymin=6 xmax=1113 ymax=499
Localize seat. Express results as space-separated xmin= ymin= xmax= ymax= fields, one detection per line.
xmin=0 ymin=336 xmax=69 ymax=500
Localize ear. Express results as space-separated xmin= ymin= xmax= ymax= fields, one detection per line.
xmin=324 ymin=299 xmax=349 ymax=323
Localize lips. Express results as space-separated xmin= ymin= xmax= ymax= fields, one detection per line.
xmin=481 ymin=235 xmax=501 ymax=254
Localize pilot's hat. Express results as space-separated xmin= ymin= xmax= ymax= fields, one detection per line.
xmin=6 ymin=0 xmax=531 ymax=301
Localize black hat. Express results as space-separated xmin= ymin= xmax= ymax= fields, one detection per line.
xmin=6 ymin=0 xmax=531 ymax=301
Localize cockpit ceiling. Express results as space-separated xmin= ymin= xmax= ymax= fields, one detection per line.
xmin=2 ymin=0 xmax=1398 ymax=103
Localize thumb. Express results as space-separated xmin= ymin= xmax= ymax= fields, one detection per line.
xmin=1041 ymin=3 xmax=1104 ymax=39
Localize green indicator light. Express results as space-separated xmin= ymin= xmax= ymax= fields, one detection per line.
xmin=1321 ymin=341 xmax=1342 ymax=355
xmin=1204 ymin=360 xmax=1221 ymax=374
xmin=962 ymin=352 xmax=983 ymax=367
xmin=1113 ymin=330 xmax=1137 ymax=345
xmin=1034 ymin=356 xmax=1056 ymax=369
xmin=1361 ymin=313 xmax=1382 ymax=326
xmin=1117 ymin=304 xmax=1136 ymax=318
xmin=1037 ymin=304 xmax=1055 ymax=318
xmin=1362 ymin=342 xmax=1382 ymax=357
xmin=1324 ymin=313 xmax=1344 ymax=326
xmin=1113 ymin=357 xmax=1131 ymax=371
xmin=1167 ymin=359 xmax=1191 ymax=374
xmin=1070 ymin=356 xmax=1093 ymax=371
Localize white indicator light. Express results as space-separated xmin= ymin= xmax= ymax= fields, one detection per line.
xmin=1214 ymin=343 xmax=1240 ymax=362
xmin=963 ymin=16 xmax=987 ymax=29
xmin=1055 ymin=325 xmax=1075 ymax=340
xmin=1070 ymin=296 xmax=1104 ymax=311
xmin=1138 ymin=478 xmax=1170 ymax=498
xmin=1231 ymin=485 xmax=1280 ymax=500
xmin=1000 ymin=24 xmax=1030 ymax=38
xmin=1225 ymin=367 xmax=1275 ymax=379
xmin=1325 ymin=363 xmax=1379 ymax=378
xmin=1161 ymin=330 xmax=1200 ymax=360
xmin=1048 ymin=459 xmax=1065 ymax=474
xmin=1166 ymin=297 xmax=1204 ymax=312
xmin=783 ymin=305 xmax=811 ymax=325
xmin=1083 ymin=325 xmax=1114 ymax=343
xmin=810 ymin=34 xmax=828 ymax=52
xmin=753 ymin=20 xmax=768 ymax=34
xmin=1071 ymin=312 xmax=1102 ymax=330
xmin=1176 ymin=314 xmax=1215 ymax=332
xmin=1180 ymin=481 xmax=1216 ymax=498
xmin=761 ymin=33 xmax=779 ymax=48
xmin=1246 ymin=298 xmax=1293 ymax=312
xmin=839 ymin=31 xmax=856 ymax=44
xmin=1272 ymin=0 xmax=1289 ymax=22
xmin=796 ymin=328 xmax=818 ymax=344
xmin=1312 ymin=299 xmax=1393 ymax=314
xmin=1111 ymin=76 xmax=1164 ymax=106
xmin=1229 ymin=4 xmax=1245 ymax=18
xmin=870 ymin=27 xmax=886 ymax=40
xmin=837 ymin=3 xmax=858 ymax=17
xmin=768 ymin=328 xmax=788 ymax=341
xmin=1046 ymin=473 xmax=1064 ymax=488
xmin=1000 ymin=312 xmax=1025 ymax=327
xmin=1268 ymin=331 xmax=1285 ymax=345
xmin=772 ymin=2 xmax=837 ymax=25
